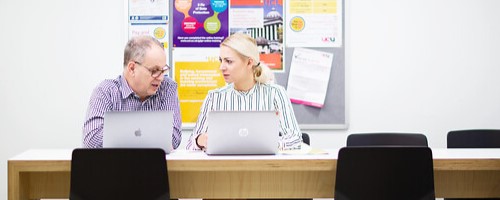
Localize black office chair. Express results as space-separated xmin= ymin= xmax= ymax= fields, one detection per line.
xmin=446 ymin=129 xmax=500 ymax=200
xmin=335 ymin=146 xmax=435 ymax=200
xmin=302 ymin=132 xmax=310 ymax=145
xmin=70 ymin=148 xmax=170 ymax=200
xmin=447 ymin=129 xmax=500 ymax=148
xmin=346 ymin=132 xmax=428 ymax=147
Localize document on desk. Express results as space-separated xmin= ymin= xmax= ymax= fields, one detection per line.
xmin=287 ymin=48 xmax=334 ymax=108
xmin=279 ymin=143 xmax=329 ymax=155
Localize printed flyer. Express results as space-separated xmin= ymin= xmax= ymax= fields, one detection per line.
xmin=128 ymin=0 xmax=169 ymax=61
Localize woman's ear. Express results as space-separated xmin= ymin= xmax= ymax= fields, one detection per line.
xmin=247 ymin=58 xmax=255 ymax=68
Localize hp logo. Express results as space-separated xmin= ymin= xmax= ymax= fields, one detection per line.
xmin=238 ymin=128 xmax=249 ymax=137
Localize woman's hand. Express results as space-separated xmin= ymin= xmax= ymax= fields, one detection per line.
xmin=196 ymin=133 xmax=208 ymax=149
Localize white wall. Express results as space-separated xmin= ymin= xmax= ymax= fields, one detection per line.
xmin=1 ymin=0 xmax=500 ymax=199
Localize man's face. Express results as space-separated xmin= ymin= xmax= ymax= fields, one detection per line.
xmin=129 ymin=45 xmax=166 ymax=100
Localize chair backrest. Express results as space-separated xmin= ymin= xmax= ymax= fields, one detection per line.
xmin=335 ymin=147 xmax=435 ymax=200
xmin=346 ymin=133 xmax=428 ymax=147
xmin=70 ymin=148 xmax=169 ymax=200
xmin=447 ymin=129 xmax=500 ymax=148
xmin=445 ymin=130 xmax=500 ymax=200
xmin=302 ymin=132 xmax=310 ymax=145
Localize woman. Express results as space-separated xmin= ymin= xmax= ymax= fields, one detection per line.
xmin=186 ymin=33 xmax=302 ymax=150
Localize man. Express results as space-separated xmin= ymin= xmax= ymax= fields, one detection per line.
xmin=83 ymin=35 xmax=181 ymax=149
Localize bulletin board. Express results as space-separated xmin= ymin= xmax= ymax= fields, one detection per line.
xmin=278 ymin=0 xmax=345 ymax=129
xmin=127 ymin=0 xmax=346 ymax=129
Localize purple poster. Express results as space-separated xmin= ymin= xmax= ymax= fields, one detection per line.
xmin=173 ymin=0 xmax=229 ymax=47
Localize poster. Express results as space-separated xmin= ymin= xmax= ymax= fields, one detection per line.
xmin=286 ymin=0 xmax=343 ymax=47
xmin=173 ymin=0 xmax=229 ymax=47
xmin=173 ymin=48 xmax=225 ymax=124
xmin=128 ymin=1 xmax=169 ymax=43
xmin=128 ymin=0 xmax=170 ymax=62
xmin=230 ymin=0 xmax=284 ymax=70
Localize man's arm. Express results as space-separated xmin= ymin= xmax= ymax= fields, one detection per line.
xmin=82 ymin=85 xmax=112 ymax=148
xmin=167 ymin=80 xmax=182 ymax=149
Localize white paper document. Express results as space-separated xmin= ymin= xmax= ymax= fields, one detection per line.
xmin=287 ymin=48 xmax=333 ymax=108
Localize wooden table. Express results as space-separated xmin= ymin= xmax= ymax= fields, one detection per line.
xmin=8 ymin=148 xmax=500 ymax=200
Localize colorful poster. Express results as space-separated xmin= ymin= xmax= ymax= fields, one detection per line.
xmin=128 ymin=0 xmax=169 ymax=61
xmin=230 ymin=0 xmax=284 ymax=71
xmin=286 ymin=0 xmax=343 ymax=47
xmin=173 ymin=0 xmax=229 ymax=47
xmin=173 ymin=48 xmax=225 ymax=124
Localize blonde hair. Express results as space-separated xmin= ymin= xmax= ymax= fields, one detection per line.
xmin=258 ymin=63 xmax=275 ymax=84
xmin=221 ymin=33 xmax=273 ymax=84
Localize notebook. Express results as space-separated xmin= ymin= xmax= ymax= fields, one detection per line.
xmin=103 ymin=110 xmax=173 ymax=154
xmin=205 ymin=110 xmax=279 ymax=155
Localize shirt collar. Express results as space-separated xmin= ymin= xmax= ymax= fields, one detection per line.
xmin=119 ymin=75 xmax=164 ymax=100
xmin=119 ymin=75 xmax=136 ymax=99
xmin=231 ymin=82 xmax=258 ymax=96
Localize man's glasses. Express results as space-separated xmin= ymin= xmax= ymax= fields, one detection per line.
xmin=134 ymin=61 xmax=170 ymax=78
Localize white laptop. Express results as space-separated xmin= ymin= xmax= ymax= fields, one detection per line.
xmin=205 ymin=110 xmax=279 ymax=155
xmin=103 ymin=110 xmax=174 ymax=154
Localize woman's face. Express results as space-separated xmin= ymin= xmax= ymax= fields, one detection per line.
xmin=219 ymin=45 xmax=253 ymax=84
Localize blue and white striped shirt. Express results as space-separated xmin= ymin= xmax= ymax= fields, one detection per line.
xmin=186 ymin=82 xmax=302 ymax=150
xmin=83 ymin=75 xmax=182 ymax=149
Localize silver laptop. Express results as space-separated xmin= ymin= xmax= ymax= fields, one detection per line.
xmin=205 ymin=110 xmax=279 ymax=155
xmin=103 ymin=110 xmax=173 ymax=154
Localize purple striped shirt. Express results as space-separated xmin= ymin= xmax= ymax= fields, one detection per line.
xmin=83 ymin=75 xmax=182 ymax=149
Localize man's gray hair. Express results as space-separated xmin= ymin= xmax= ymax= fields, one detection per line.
xmin=123 ymin=35 xmax=163 ymax=67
